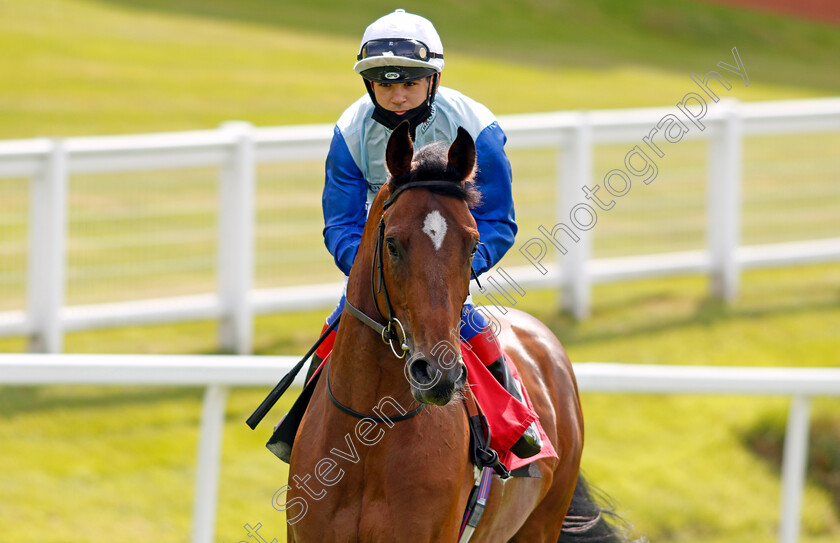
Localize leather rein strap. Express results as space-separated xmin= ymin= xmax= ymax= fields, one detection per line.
xmin=325 ymin=362 xmax=425 ymax=423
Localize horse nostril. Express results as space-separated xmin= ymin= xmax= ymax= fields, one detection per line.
xmin=408 ymin=358 xmax=438 ymax=386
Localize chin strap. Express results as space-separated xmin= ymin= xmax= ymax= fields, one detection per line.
xmin=364 ymin=74 xmax=439 ymax=136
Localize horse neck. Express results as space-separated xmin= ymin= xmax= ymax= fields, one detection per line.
xmin=327 ymin=213 xmax=416 ymax=414
xmin=328 ymin=315 xmax=412 ymax=412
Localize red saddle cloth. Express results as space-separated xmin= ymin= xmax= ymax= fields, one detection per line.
xmin=309 ymin=345 xmax=558 ymax=472
xmin=459 ymin=344 xmax=557 ymax=471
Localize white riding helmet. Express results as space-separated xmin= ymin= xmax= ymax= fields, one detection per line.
xmin=354 ymin=9 xmax=444 ymax=83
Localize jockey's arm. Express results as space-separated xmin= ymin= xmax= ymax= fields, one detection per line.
xmin=323 ymin=125 xmax=367 ymax=276
xmin=470 ymin=121 xmax=517 ymax=276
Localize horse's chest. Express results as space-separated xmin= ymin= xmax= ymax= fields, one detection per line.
xmin=290 ymin=436 xmax=471 ymax=541
xmin=290 ymin=395 xmax=474 ymax=541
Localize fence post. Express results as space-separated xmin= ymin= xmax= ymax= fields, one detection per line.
xmin=191 ymin=385 xmax=229 ymax=543
xmin=27 ymin=139 xmax=67 ymax=353
xmin=560 ymin=113 xmax=593 ymax=319
xmin=779 ymin=394 xmax=811 ymax=543
xmin=708 ymin=99 xmax=741 ymax=301
xmin=218 ymin=122 xmax=255 ymax=355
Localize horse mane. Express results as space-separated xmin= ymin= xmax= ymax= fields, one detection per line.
xmin=388 ymin=141 xmax=483 ymax=209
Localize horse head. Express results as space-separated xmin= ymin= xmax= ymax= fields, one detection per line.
xmin=373 ymin=121 xmax=481 ymax=406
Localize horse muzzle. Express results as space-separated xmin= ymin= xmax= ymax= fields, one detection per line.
xmin=404 ymin=354 xmax=467 ymax=406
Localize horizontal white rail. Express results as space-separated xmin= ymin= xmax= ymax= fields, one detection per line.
xmin=1 ymin=356 xmax=838 ymax=543
xmin=1 ymin=354 xmax=839 ymax=394
xmin=2 ymin=98 xmax=839 ymax=179
xmin=1 ymin=97 xmax=839 ymax=350
xmin=574 ymin=363 xmax=840 ymax=395
xmin=3 ymin=237 xmax=839 ymax=338
xmin=0 ymin=353 xmax=302 ymax=386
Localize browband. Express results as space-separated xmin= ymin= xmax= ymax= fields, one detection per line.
xmin=382 ymin=180 xmax=466 ymax=210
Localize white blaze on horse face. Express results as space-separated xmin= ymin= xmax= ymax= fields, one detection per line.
xmin=422 ymin=210 xmax=448 ymax=251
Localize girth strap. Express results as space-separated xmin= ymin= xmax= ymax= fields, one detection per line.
xmin=457 ymin=387 xmax=510 ymax=541
xmin=462 ymin=387 xmax=510 ymax=479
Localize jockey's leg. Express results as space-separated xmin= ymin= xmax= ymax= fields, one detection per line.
xmin=305 ymin=295 xmax=343 ymax=383
xmin=461 ymin=305 xmax=542 ymax=458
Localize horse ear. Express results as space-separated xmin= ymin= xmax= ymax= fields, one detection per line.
xmin=386 ymin=121 xmax=414 ymax=179
xmin=447 ymin=127 xmax=476 ymax=182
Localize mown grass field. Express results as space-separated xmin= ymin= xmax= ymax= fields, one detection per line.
xmin=2 ymin=264 xmax=840 ymax=543
xmin=2 ymin=0 xmax=839 ymax=138
xmin=1 ymin=0 xmax=839 ymax=542
xmin=2 ymin=0 xmax=840 ymax=310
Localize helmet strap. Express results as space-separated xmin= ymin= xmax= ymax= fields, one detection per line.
xmin=365 ymin=75 xmax=438 ymax=138
xmin=427 ymin=73 xmax=439 ymax=106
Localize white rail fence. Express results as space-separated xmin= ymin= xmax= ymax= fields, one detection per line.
xmin=1 ymin=98 xmax=840 ymax=353
xmin=2 ymin=356 xmax=839 ymax=543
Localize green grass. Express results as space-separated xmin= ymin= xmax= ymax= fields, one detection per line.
xmin=2 ymin=0 xmax=840 ymax=312
xmin=747 ymin=410 xmax=840 ymax=517
xmin=1 ymin=0 xmax=839 ymax=541
xmin=2 ymin=0 xmax=839 ymax=139
xmin=2 ymin=264 xmax=840 ymax=542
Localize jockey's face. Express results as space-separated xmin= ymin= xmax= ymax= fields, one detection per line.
xmin=372 ymin=77 xmax=431 ymax=115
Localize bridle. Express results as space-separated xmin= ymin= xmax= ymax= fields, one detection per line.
xmin=344 ymin=180 xmax=473 ymax=358
xmin=330 ymin=179 xmax=476 ymax=421
xmin=343 ymin=208 xmax=410 ymax=359
xmin=326 ymin=178 xmax=511 ymax=483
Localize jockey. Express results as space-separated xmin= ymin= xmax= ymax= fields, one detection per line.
xmin=312 ymin=9 xmax=541 ymax=458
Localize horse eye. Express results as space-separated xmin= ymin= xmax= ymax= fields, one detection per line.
xmin=469 ymin=242 xmax=480 ymax=257
xmin=386 ymin=238 xmax=400 ymax=257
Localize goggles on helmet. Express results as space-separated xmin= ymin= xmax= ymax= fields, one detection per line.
xmin=357 ymin=38 xmax=443 ymax=63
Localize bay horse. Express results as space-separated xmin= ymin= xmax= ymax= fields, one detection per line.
xmin=286 ymin=122 xmax=624 ymax=542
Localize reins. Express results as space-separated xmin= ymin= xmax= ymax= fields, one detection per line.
xmin=247 ymin=180 xmax=481 ymax=429
xmin=246 ymin=315 xmax=340 ymax=430
xmin=325 ymin=362 xmax=425 ymax=423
